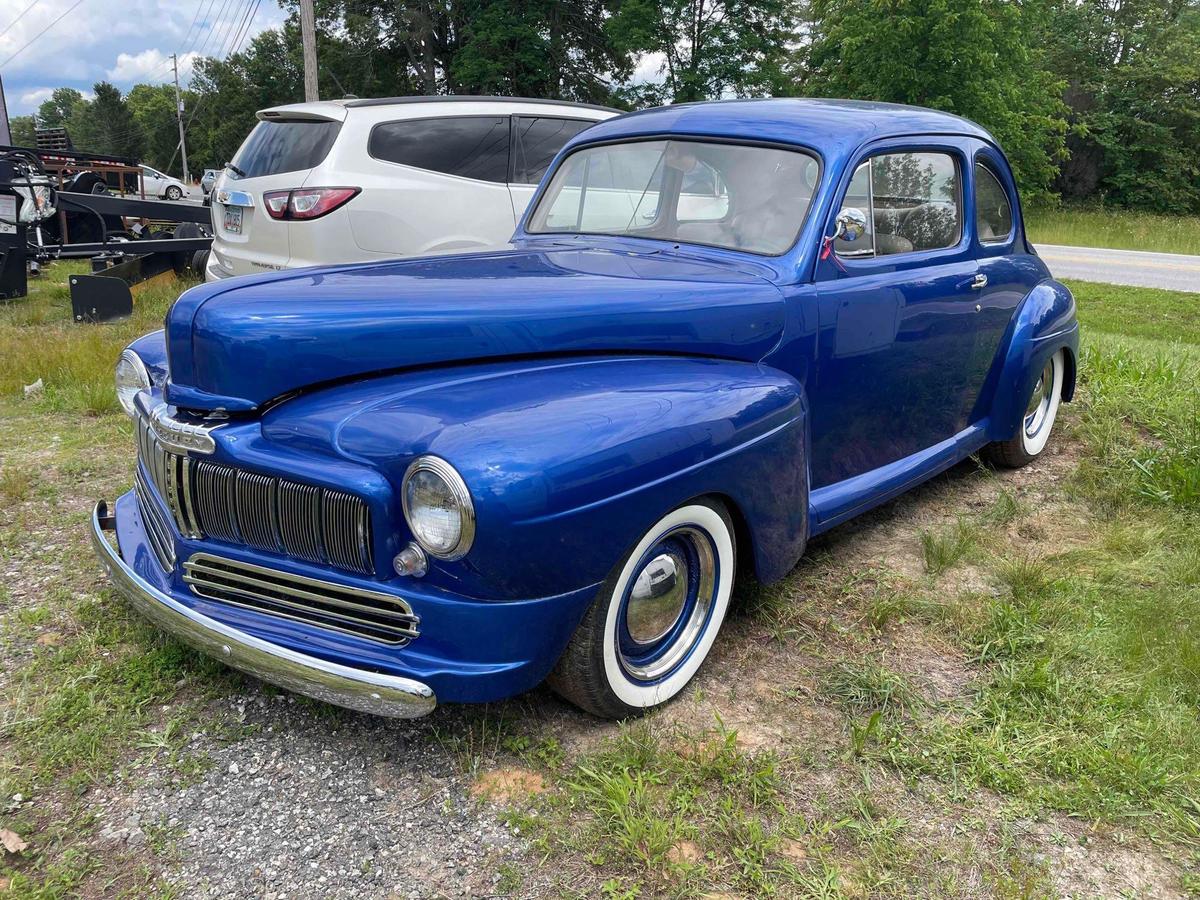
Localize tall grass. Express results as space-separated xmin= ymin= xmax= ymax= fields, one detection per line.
xmin=1026 ymin=206 xmax=1200 ymax=256
xmin=0 ymin=262 xmax=195 ymax=415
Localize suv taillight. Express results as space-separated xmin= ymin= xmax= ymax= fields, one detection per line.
xmin=262 ymin=187 xmax=360 ymax=220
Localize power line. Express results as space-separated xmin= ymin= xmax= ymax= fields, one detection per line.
xmin=0 ymin=0 xmax=41 ymax=42
xmin=164 ymin=0 xmax=261 ymax=173
xmin=0 ymin=0 xmax=86 ymax=68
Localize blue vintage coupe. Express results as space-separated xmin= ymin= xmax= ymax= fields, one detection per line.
xmin=92 ymin=99 xmax=1078 ymax=719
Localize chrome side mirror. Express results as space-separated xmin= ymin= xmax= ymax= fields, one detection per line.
xmin=833 ymin=207 xmax=867 ymax=243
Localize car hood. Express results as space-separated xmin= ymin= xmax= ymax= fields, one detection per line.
xmin=164 ymin=246 xmax=786 ymax=413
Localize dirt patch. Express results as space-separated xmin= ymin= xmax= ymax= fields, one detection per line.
xmin=471 ymin=767 xmax=547 ymax=804
xmin=666 ymin=840 xmax=702 ymax=864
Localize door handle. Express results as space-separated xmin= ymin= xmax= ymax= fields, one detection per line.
xmin=970 ymin=273 xmax=988 ymax=290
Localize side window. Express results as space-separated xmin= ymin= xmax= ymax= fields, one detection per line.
xmin=512 ymin=117 xmax=594 ymax=185
xmin=974 ymin=162 xmax=1013 ymax=242
xmin=369 ymin=116 xmax=510 ymax=183
xmin=835 ymin=162 xmax=874 ymax=256
xmin=836 ymin=151 xmax=961 ymax=258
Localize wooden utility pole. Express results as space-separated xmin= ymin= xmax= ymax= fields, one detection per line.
xmin=299 ymin=0 xmax=320 ymax=102
xmin=171 ymin=53 xmax=190 ymax=183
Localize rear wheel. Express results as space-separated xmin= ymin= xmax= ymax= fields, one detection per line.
xmin=548 ymin=499 xmax=736 ymax=719
xmin=984 ymin=349 xmax=1065 ymax=468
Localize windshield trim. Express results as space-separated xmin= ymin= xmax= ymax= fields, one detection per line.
xmin=525 ymin=134 xmax=824 ymax=258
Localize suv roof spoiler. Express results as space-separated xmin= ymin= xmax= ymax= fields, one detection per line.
xmin=341 ymin=95 xmax=621 ymax=114
xmin=256 ymin=103 xmax=349 ymax=123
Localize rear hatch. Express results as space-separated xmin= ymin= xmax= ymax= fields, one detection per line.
xmin=211 ymin=106 xmax=346 ymax=277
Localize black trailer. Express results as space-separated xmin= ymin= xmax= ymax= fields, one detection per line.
xmin=0 ymin=145 xmax=213 ymax=320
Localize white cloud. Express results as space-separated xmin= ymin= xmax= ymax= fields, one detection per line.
xmin=107 ymin=48 xmax=198 ymax=83
xmin=17 ymin=87 xmax=56 ymax=109
xmin=2 ymin=0 xmax=288 ymax=113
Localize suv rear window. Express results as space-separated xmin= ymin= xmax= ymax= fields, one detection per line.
xmin=368 ymin=116 xmax=510 ymax=183
xmin=231 ymin=119 xmax=341 ymax=179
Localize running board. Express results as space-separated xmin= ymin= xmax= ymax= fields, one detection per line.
xmin=808 ymin=420 xmax=991 ymax=536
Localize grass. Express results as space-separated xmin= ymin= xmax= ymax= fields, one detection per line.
xmin=0 ymin=264 xmax=222 ymax=897
xmin=1027 ymin=205 xmax=1200 ymax=256
xmin=1066 ymin=279 xmax=1200 ymax=346
xmin=0 ymin=262 xmax=196 ymax=414
xmin=3 ymin=262 xmax=1200 ymax=896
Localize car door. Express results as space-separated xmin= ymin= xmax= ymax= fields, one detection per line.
xmin=810 ymin=141 xmax=983 ymax=488
xmin=346 ymin=113 xmax=516 ymax=256
xmin=141 ymin=167 xmax=164 ymax=196
xmin=507 ymin=116 xmax=600 ymax=219
xmin=966 ymin=147 xmax=1043 ymax=422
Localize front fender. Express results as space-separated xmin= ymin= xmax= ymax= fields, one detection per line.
xmin=986 ymin=279 xmax=1080 ymax=442
xmin=269 ymin=356 xmax=809 ymax=598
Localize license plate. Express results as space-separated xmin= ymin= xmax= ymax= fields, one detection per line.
xmin=223 ymin=205 xmax=243 ymax=234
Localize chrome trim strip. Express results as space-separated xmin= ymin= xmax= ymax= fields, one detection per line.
xmin=216 ymin=189 xmax=255 ymax=208
xmin=91 ymin=502 xmax=436 ymax=719
xmin=134 ymin=468 xmax=175 ymax=569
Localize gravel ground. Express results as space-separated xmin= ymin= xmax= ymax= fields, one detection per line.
xmin=90 ymin=690 xmax=530 ymax=899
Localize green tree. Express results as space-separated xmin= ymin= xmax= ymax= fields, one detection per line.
xmin=9 ymin=115 xmax=37 ymax=147
xmin=451 ymin=0 xmax=630 ymax=102
xmin=127 ymin=83 xmax=187 ymax=175
xmin=36 ymin=87 xmax=85 ymax=129
xmin=1038 ymin=0 xmax=1200 ymax=212
xmin=799 ymin=0 xmax=1069 ymax=201
xmin=67 ymin=82 xmax=146 ymax=160
xmin=608 ymin=0 xmax=797 ymax=105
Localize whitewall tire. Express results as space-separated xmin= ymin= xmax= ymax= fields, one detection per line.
xmin=985 ymin=348 xmax=1065 ymax=468
xmin=548 ymin=499 xmax=736 ymax=718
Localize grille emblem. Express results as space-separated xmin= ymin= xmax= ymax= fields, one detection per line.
xmin=146 ymin=402 xmax=217 ymax=455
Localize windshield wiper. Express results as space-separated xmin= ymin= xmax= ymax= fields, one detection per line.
xmin=224 ymin=162 xmax=246 ymax=178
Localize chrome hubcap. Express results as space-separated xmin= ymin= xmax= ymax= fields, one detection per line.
xmin=627 ymin=550 xmax=688 ymax=644
xmin=1024 ymin=358 xmax=1055 ymax=437
xmin=618 ymin=526 xmax=717 ymax=683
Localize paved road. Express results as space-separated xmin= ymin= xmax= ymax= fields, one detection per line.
xmin=1035 ymin=243 xmax=1200 ymax=293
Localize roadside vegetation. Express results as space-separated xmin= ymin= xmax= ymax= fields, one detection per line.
xmin=1026 ymin=206 xmax=1200 ymax=256
xmin=2 ymin=267 xmax=1199 ymax=896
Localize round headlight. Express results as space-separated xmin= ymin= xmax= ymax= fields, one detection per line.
xmin=115 ymin=349 xmax=151 ymax=418
xmin=401 ymin=456 xmax=475 ymax=560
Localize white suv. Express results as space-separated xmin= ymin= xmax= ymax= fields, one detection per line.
xmin=205 ymin=96 xmax=617 ymax=281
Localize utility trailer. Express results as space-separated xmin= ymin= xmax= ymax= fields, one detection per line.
xmin=0 ymin=145 xmax=213 ymax=320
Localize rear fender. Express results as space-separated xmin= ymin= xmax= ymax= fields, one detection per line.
xmin=986 ymin=279 xmax=1079 ymax=442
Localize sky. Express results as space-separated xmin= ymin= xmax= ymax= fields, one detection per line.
xmin=0 ymin=0 xmax=288 ymax=116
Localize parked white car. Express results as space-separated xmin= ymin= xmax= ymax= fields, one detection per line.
xmin=205 ymin=96 xmax=617 ymax=281
xmin=140 ymin=165 xmax=188 ymax=200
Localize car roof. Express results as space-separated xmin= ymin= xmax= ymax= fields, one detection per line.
xmin=568 ymin=98 xmax=997 ymax=160
xmin=257 ymin=95 xmax=620 ymax=123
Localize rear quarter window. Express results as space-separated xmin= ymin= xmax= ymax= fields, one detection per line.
xmin=231 ymin=119 xmax=341 ymax=178
xmin=511 ymin=117 xmax=595 ymax=185
xmin=368 ymin=116 xmax=510 ymax=183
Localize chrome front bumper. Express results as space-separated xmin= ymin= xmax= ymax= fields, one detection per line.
xmin=90 ymin=500 xmax=437 ymax=718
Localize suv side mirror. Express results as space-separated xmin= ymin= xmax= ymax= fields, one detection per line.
xmin=834 ymin=207 xmax=867 ymax=243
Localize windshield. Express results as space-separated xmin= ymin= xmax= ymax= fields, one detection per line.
xmin=527 ymin=139 xmax=819 ymax=255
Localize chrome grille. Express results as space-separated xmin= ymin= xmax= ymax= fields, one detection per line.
xmin=135 ymin=467 xmax=175 ymax=569
xmin=183 ymin=553 xmax=419 ymax=645
xmin=134 ymin=417 xmax=376 ymax=575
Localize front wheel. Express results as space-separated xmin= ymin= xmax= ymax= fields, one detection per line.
xmin=165 ymin=185 xmax=183 ymax=200
xmin=984 ymin=348 xmax=1065 ymax=468
xmin=548 ymin=499 xmax=736 ymax=719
